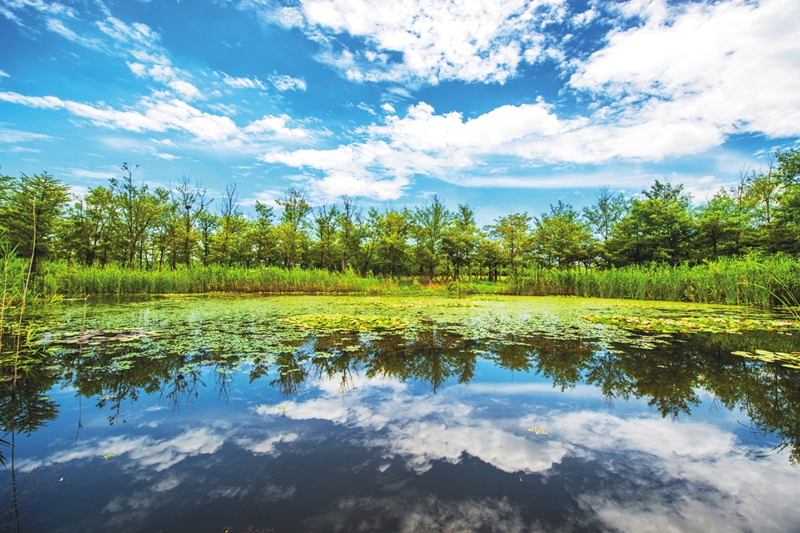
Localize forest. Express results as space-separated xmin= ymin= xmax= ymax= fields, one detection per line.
xmin=2 ymin=148 xmax=799 ymax=302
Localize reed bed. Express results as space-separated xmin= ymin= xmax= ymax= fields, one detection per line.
xmin=513 ymin=255 xmax=800 ymax=308
xmin=40 ymin=264 xmax=394 ymax=296
xmin=37 ymin=255 xmax=800 ymax=308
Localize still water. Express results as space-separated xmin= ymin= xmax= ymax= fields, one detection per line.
xmin=2 ymin=295 xmax=800 ymax=532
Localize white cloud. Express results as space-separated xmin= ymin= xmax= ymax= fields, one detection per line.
xmin=96 ymin=16 xmax=161 ymax=48
xmin=0 ymin=126 xmax=52 ymax=143
xmin=0 ymin=69 xmax=9 ymax=78
xmin=269 ymin=74 xmax=307 ymax=92
xmin=0 ymin=90 xmax=312 ymax=145
xmin=380 ymin=103 xmax=395 ymax=114
xmin=22 ymin=425 xmax=226 ymax=473
xmin=223 ymin=74 xmax=267 ymax=90
xmin=255 ymin=0 xmax=567 ymax=85
xmin=46 ymin=17 xmax=106 ymax=50
xmin=236 ymin=431 xmax=299 ymax=455
xmin=570 ymin=0 xmax=800 ymax=140
xmin=251 ymin=372 xmax=800 ymax=531
xmin=244 ymin=114 xmax=310 ymax=140
xmin=0 ymin=91 xmax=66 ymax=109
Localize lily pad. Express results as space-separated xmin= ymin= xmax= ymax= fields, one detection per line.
xmin=281 ymin=313 xmax=410 ymax=332
xmin=582 ymin=314 xmax=800 ymax=334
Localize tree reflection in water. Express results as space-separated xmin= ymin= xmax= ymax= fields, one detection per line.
xmin=28 ymin=325 xmax=800 ymax=463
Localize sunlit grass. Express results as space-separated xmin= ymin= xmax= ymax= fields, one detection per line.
xmin=36 ymin=254 xmax=800 ymax=308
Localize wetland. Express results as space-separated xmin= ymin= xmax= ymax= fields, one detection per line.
xmin=3 ymin=295 xmax=800 ymax=532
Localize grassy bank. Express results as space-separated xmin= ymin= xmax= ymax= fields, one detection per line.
xmin=37 ymin=255 xmax=800 ymax=308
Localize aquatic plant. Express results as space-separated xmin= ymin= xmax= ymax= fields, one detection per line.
xmin=281 ymin=313 xmax=410 ymax=331
xmin=583 ymin=314 xmax=800 ymax=334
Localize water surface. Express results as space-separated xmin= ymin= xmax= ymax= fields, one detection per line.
xmin=3 ymin=295 xmax=800 ymax=532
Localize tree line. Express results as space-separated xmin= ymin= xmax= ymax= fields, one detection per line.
xmin=2 ymin=148 xmax=799 ymax=279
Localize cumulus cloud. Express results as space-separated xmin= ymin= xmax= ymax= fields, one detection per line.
xmin=244 ymin=114 xmax=310 ymax=140
xmin=569 ymin=0 xmax=800 ymax=140
xmin=253 ymin=0 xmax=567 ymax=85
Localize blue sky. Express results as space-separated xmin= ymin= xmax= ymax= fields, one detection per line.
xmin=1 ymin=0 xmax=798 ymax=224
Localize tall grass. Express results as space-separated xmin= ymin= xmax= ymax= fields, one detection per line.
xmin=40 ymin=263 xmax=395 ymax=296
xmin=512 ymin=255 xmax=800 ymax=307
xmin=36 ymin=255 xmax=800 ymax=308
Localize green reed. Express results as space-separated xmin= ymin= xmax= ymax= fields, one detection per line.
xmin=35 ymin=255 xmax=800 ymax=308
xmin=40 ymin=263 xmax=395 ymax=295
xmin=513 ymin=255 xmax=800 ymax=307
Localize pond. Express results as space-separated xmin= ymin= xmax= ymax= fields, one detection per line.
xmin=2 ymin=295 xmax=800 ymax=532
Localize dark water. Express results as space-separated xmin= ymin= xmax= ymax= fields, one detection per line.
xmin=2 ymin=295 xmax=800 ymax=532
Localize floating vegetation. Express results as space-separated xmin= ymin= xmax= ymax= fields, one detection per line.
xmin=281 ymin=313 xmax=410 ymax=332
xmin=443 ymin=301 xmax=483 ymax=308
xmin=582 ymin=314 xmax=800 ymax=334
xmin=731 ymin=350 xmax=800 ymax=369
xmin=46 ymin=329 xmax=161 ymax=346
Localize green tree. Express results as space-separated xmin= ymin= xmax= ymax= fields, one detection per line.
xmin=336 ymin=196 xmax=363 ymax=274
xmin=172 ymin=175 xmax=209 ymax=267
xmin=213 ymin=184 xmax=248 ymax=266
xmin=275 ymin=189 xmax=311 ymax=269
xmin=371 ymin=207 xmax=412 ymax=276
xmin=534 ymin=200 xmax=594 ymax=269
xmin=608 ymin=180 xmax=695 ymax=266
xmin=311 ymin=204 xmax=339 ymax=271
xmin=582 ymin=186 xmax=628 ymax=264
xmin=197 ymin=211 xmax=219 ymax=267
xmin=487 ymin=213 xmax=533 ymax=278
xmin=695 ymin=188 xmax=746 ymax=259
xmin=441 ymin=204 xmax=479 ymax=280
xmin=251 ymin=201 xmax=277 ymax=266
xmin=111 ymin=163 xmax=162 ymax=268
xmin=63 ymin=185 xmax=115 ymax=267
xmin=412 ymin=195 xmax=450 ymax=279
xmin=2 ymin=172 xmax=70 ymax=272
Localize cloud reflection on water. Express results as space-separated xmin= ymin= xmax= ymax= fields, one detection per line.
xmin=255 ymin=372 xmax=800 ymax=532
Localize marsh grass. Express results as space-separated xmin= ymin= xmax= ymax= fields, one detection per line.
xmin=42 ymin=264 xmax=395 ymax=295
xmin=513 ymin=255 xmax=800 ymax=308
xmin=36 ymin=255 xmax=800 ymax=308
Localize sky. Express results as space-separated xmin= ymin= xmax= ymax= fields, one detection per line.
xmin=1 ymin=0 xmax=799 ymax=224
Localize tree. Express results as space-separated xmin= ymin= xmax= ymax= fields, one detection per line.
xmin=213 ymin=184 xmax=249 ymax=266
xmin=2 ymin=172 xmax=70 ymax=272
xmin=695 ymin=188 xmax=745 ymax=259
xmin=583 ymin=186 xmax=627 ymax=264
xmin=311 ymin=204 xmax=339 ymax=271
xmin=412 ymin=195 xmax=450 ymax=279
xmin=336 ymin=196 xmax=363 ymax=274
xmin=275 ymin=189 xmax=311 ymax=269
xmin=251 ymin=201 xmax=277 ymax=266
xmin=63 ymin=185 xmax=115 ymax=267
xmin=487 ymin=213 xmax=533 ymax=278
xmin=371 ymin=207 xmax=412 ymax=276
xmin=197 ymin=211 xmax=219 ymax=267
xmin=111 ymin=163 xmax=162 ymax=268
xmin=534 ymin=201 xmax=594 ymax=269
xmin=441 ymin=204 xmax=479 ymax=280
xmin=608 ymin=180 xmax=695 ymax=266
xmin=172 ymin=174 xmax=210 ymax=267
